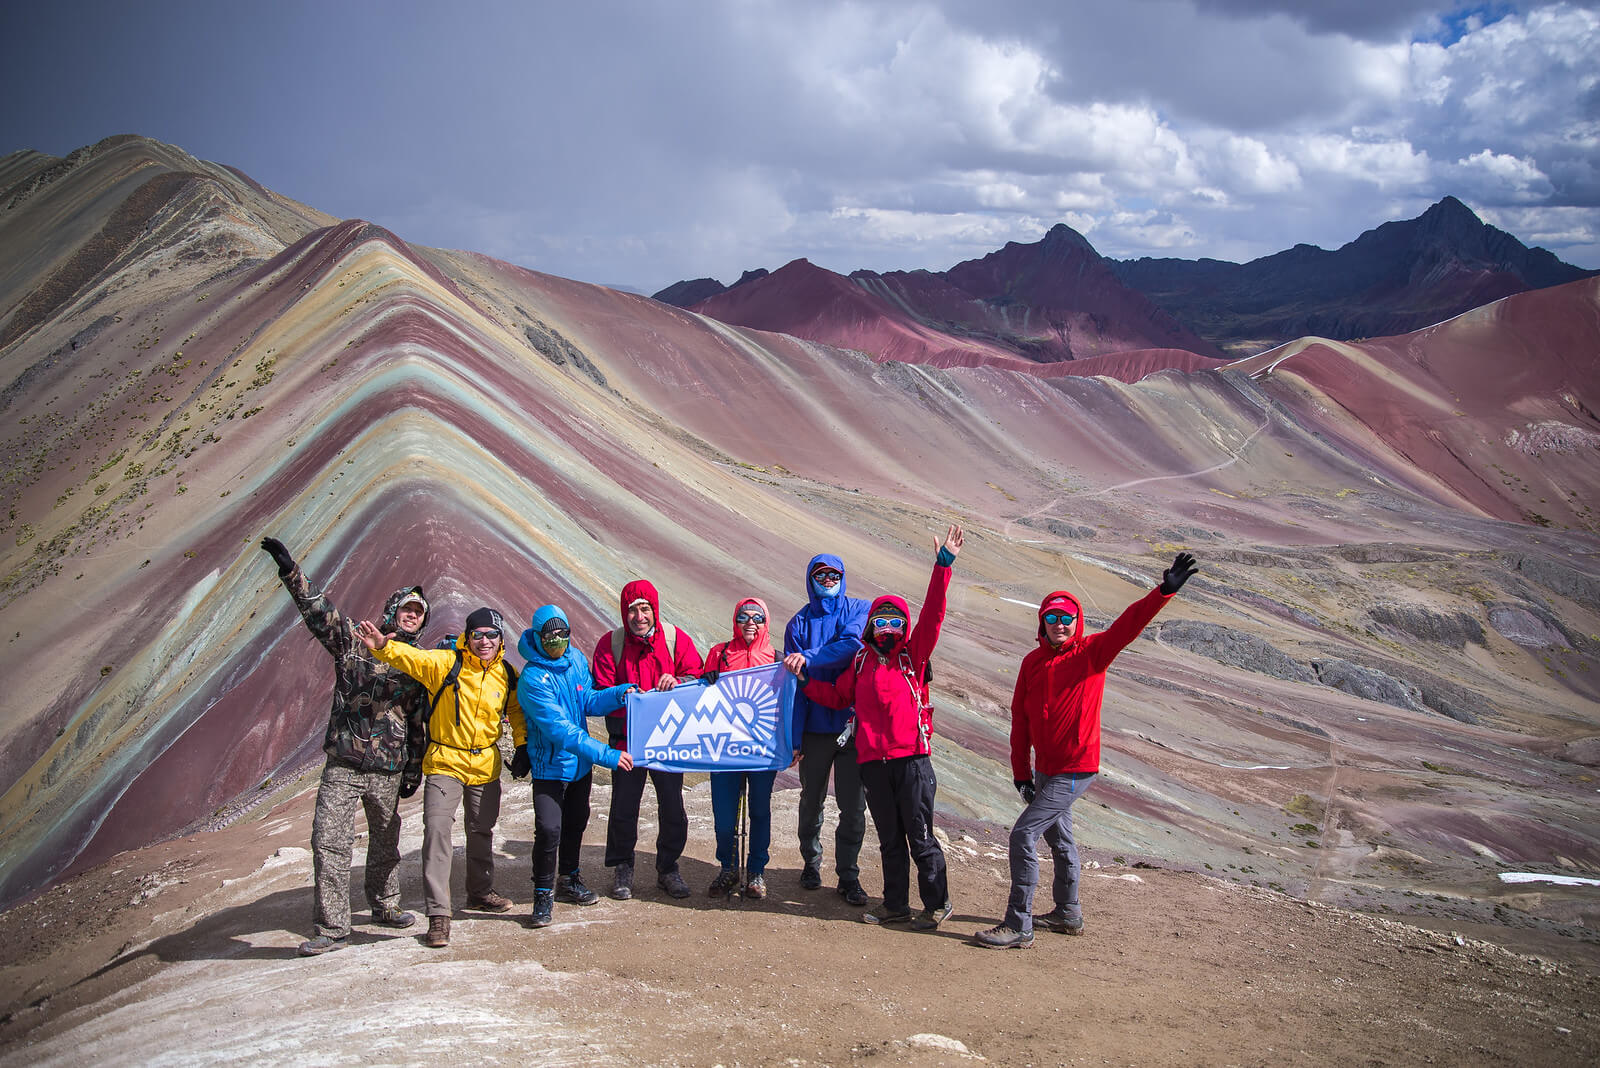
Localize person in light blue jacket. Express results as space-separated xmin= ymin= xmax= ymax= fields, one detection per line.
xmin=782 ymin=552 xmax=872 ymax=903
xmin=514 ymin=605 xmax=635 ymax=929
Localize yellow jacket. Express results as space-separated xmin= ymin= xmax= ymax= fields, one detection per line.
xmin=374 ymin=635 xmax=525 ymax=785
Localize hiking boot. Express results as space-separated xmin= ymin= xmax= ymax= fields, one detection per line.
xmin=371 ymin=906 xmax=416 ymax=929
xmin=800 ymin=864 xmax=823 ymax=890
xmin=1036 ymin=906 xmax=1084 ymax=935
xmin=297 ymin=934 xmax=347 ymax=956
xmin=744 ymin=874 xmax=768 ymax=901
xmin=611 ymin=862 xmax=634 ymax=900
xmin=464 ymin=890 xmax=512 ymax=913
xmin=837 ymin=879 xmax=869 ymax=907
xmin=556 ymin=872 xmax=599 ymax=906
xmin=525 ymin=888 xmax=555 ymax=929
xmin=424 ymin=916 xmax=450 ymax=948
xmin=708 ymin=868 xmax=741 ymax=898
xmin=974 ymin=923 xmax=1033 ymax=950
xmin=658 ymin=870 xmax=692 ymax=899
xmin=862 ymin=903 xmax=912 ymax=925
xmin=911 ymin=899 xmax=954 ymax=931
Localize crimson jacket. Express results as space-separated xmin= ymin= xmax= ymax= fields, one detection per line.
xmin=1010 ymin=586 xmax=1172 ymax=779
xmin=592 ymin=578 xmax=703 ymax=743
xmin=803 ymin=561 xmax=950 ymax=763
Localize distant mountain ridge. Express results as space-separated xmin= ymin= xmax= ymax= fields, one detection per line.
xmin=656 ymin=196 xmax=1597 ymax=361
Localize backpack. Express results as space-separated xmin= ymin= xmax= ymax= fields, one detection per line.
xmin=851 ymin=646 xmax=934 ymax=752
xmin=426 ymin=636 xmax=519 ymax=752
xmin=608 ymin=622 xmax=681 ymax=679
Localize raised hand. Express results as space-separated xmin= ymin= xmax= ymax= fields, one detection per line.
xmin=355 ymin=619 xmax=389 ymax=651
xmin=260 ymin=537 xmax=295 ymax=576
xmin=1160 ymin=551 xmax=1199 ymax=595
xmin=935 ymin=523 xmax=964 ymax=565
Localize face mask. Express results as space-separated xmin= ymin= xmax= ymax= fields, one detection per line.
xmin=540 ymin=623 xmax=571 ymax=659
xmin=812 ymin=578 xmax=840 ymax=599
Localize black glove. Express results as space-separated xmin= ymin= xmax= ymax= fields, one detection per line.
xmin=260 ymin=537 xmax=295 ymax=576
xmin=399 ymin=771 xmax=422 ymax=799
xmin=1160 ymin=551 xmax=1199 ymax=595
xmin=1016 ymin=779 xmax=1036 ymax=805
xmin=511 ymin=745 xmax=531 ymax=780
xmin=699 ymin=670 xmax=720 ymax=685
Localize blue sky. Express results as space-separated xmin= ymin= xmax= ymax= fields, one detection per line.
xmin=2 ymin=0 xmax=1595 ymax=292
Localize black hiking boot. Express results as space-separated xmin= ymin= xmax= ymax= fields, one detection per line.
xmin=556 ymin=872 xmax=599 ymax=906
xmin=525 ymin=888 xmax=555 ymax=928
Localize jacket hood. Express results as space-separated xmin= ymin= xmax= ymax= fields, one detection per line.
xmin=619 ymin=579 xmax=660 ymax=629
xmin=1036 ymin=590 xmax=1085 ymax=648
xmin=804 ymin=553 xmax=848 ymax=613
xmin=380 ymin=584 xmax=428 ymax=643
xmin=866 ymin=594 xmax=911 ymax=655
xmin=518 ymin=604 xmax=574 ymax=671
xmin=714 ymin=597 xmax=773 ymax=668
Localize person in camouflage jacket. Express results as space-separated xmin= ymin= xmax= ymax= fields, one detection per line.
xmin=262 ymin=537 xmax=432 ymax=956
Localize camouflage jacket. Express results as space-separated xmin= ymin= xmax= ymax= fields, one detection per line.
xmin=280 ymin=565 xmax=429 ymax=778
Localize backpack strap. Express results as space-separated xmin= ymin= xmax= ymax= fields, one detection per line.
xmin=426 ymin=652 xmax=517 ymax=753
xmin=611 ymin=623 xmax=680 ymax=681
xmin=430 ymin=649 xmax=465 ymax=726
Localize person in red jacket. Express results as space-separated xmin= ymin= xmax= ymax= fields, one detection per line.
xmin=702 ymin=596 xmax=782 ymax=900
xmin=592 ymin=578 xmax=704 ymax=900
xmin=975 ymin=552 xmax=1198 ymax=950
xmin=796 ymin=525 xmax=962 ymax=931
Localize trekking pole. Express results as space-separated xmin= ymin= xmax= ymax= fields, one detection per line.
xmin=736 ymin=775 xmax=749 ymax=904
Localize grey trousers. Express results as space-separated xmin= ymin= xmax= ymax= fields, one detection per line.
xmin=311 ymin=761 xmax=404 ymax=939
xmin=796 ymin=730 xmax=867 ymax=882
xmin=422 ymin=773 xmax=501 ymax=917
xmin=1005 ymin=771 xmax=1097 ymax=933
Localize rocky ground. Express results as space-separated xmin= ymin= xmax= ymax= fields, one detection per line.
xmin=1 ymin=772 xmax=1596 ymax=1067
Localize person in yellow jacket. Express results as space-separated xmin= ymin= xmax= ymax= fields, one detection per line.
xmin=357 ymin=606 xmax=522 ymax=949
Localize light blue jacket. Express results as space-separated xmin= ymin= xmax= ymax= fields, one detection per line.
xmin=516 ymin=605 xmax=630 ymax=782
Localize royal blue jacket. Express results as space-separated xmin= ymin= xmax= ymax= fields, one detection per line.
xmin=783 ymin=552 xmax=871 ymax=736
xmin=516 ymin=605 xmax=631 ymax=782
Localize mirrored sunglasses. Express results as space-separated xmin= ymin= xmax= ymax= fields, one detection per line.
xmin=870 ymin=615 xmax=906 ymax=631
xmin=468 ymin=628 xmax=502 ymax=641
xmin=540 ymin=627 xmax=571 ymax=640
xmin=1041 ymin=612 xmax=1076 ymax=626
xmin=735 ymin=611 xmax=766 ymax=624
xmin=811 ymin=569 xmax=843 ymax=584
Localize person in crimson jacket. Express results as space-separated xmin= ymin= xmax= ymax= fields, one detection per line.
xmin=975 ymin=552 xmax=1199 ymax=950
xmin=702 ymin=596 xmax=783 ymax=901
xmin=795 ymin=525 xmax=963 ymax=931
xmin=592 ymin=578 xmax=704 ymax=901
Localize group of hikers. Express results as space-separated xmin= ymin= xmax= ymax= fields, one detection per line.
xmin=261 ymin=529 xmax=1198 ymax=954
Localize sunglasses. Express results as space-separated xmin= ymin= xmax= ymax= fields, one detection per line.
xmin=540 ymin=627 xmax=571 ymax=640
xmin=468 ymin=628 xmax=502 ymax=641
xmin=735 ymin=611 xmax=766 ymax=625
xmin=870 ymin=615 xmax=906 ymax=631
xmin=811 ymin=569 xmax=842 ymax=584
xmin=1041 ymin=612 xmax=1076 ymax=626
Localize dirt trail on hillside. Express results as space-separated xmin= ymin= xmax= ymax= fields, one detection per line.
xmin=1 ymin=778 xmax=1596 ymax=1067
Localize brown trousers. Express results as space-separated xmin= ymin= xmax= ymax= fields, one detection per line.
xmin=421 ymin=773 xmax=501 ymax=916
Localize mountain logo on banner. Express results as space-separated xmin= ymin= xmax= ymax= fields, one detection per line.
xmin=641 ymin=670 xmax=781 ymax=764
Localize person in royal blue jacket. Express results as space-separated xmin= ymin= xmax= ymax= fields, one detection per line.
xmin=782 ymin=552 xmax=872 ymax=904
xmin=513 ymin=605 xmax=635 ymax=929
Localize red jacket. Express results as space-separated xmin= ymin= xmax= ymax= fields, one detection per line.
xmin=804 ymin=562 xmax=950 ymax=762
xmin=592 ymin=578 xmax=703 ymax=742
xmin=1010 ymin=586 xmax=1172 ymax=779
xmin=705 ymin=597 xmax=777 ymax=670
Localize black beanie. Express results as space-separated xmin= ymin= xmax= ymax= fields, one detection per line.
xmin=465 ymin=607 xmax=503 ymax=633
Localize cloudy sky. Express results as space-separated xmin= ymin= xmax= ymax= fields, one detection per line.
xmin=3 ymin=0 xmax=1596 ymax=292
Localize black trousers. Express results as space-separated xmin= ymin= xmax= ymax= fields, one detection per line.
xmin=531 ymin=773 xmax=593 ymax=889
xmin=605 ymin=765 xmax=687 ymax=874
xmin=859 ymin=754 xmax=947 ymax=913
